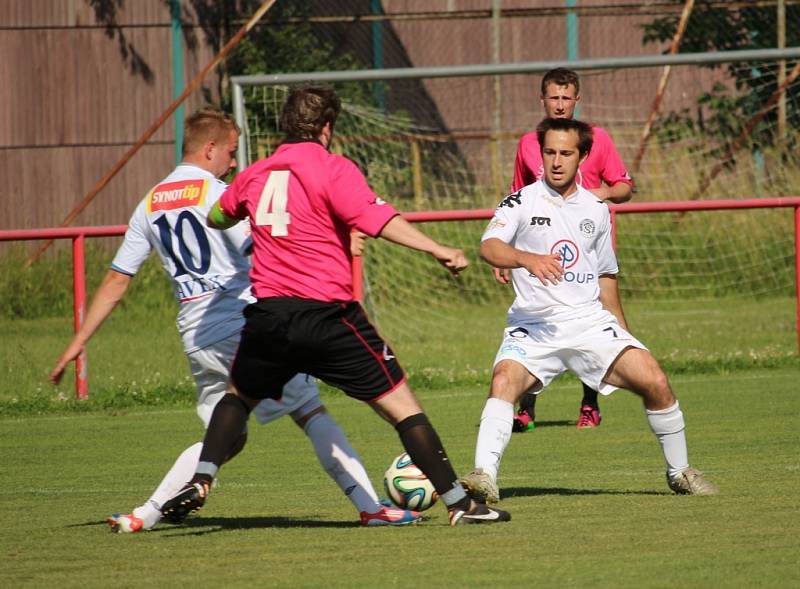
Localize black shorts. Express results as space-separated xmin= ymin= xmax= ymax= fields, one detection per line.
xmin=230 ymin=298 xmax=406 ymax=401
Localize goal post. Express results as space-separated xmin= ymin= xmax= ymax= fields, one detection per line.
xmin=230 ymin=48 xmax=800 ymax=382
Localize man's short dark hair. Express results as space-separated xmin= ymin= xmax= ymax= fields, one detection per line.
xmin=280 ymin=84 xmax=342 ymax=139
xmin=536 ymin=117 xmax=593 ymax=156
xmin=540 ymin=68 xmax=580 ymax=96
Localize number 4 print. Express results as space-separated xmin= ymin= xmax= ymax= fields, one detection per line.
xmin=603 ymin=326 xmax=618 ymax=338
xmin=255 ymin=170 xmax=291 ymax=236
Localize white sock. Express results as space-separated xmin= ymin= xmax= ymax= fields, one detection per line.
xmin=133 ymin=441 xmax=203 ymax=530
xmin=303 ymin=412 xmax=381 ymax=514
xmin=646 ymin=401 xmax=689 ymax=478
xmin=475 ymin=398 xmax=514 ymax=483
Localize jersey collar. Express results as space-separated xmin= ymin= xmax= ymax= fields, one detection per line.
xmin=280 ymin=137 xmax=325 ymax=147
xmin=542 ymin=179 xmax=579 ymax=202
xmin=175 ymin=163 xmax=217 ymax=180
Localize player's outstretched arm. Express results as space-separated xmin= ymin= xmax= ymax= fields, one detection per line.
xmin=598 ymin=274 xmax=629 ymax=329
xmin=49 ymin=270 xmax=132 ymax=385
xmin=480 ymin=238 xmax=564 ymax=286
xmin=378 ymin=215 xmax=468 ymax=276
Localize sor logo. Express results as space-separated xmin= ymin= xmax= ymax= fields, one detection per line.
xmin=498 ymin=191 xmax=523 ymax=209
xmin=579 ymin=218 xmax=596 ymax=238
xmin=530 ymin=216 xmax=551 ymax=227
xmin=551 ymin=239 xmax=580 ymax=269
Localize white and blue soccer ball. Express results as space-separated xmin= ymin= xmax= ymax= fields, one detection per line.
xmin=383 ymin=452 xmax=438 ymax=511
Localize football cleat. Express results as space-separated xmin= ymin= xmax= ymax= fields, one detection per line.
xmin=360 ymin=506 xmax=424 ymax=527
xmin=668 ymin=467 xmax=718 ymax=496
xmin=449 ymin=500 xmax=511 ymax=526
xmin=459 ymin=468 xmax=500 ymax=504
xmin=512 ymin=410 xmax=535 ymax=433
xmin=160 ymin=480 xmax=210 ymax=521
xmin=576 ymin=404 xmax=602 ymax=428
xmin=107 ymin=513 xmax=144 ymax=534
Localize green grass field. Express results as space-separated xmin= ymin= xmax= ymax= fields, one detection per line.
xmin=2 ymin=247 xmax=799 ymax=587
xmin=1 ymin=369 xmax=799 ymax=588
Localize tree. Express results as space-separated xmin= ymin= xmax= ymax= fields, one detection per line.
xmin=642 ymin=2 xmax=800 ymax=150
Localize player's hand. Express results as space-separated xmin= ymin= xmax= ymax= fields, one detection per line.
xmin=350 ymin=230 xmax=368 ymax=257
xmin=492 ymin=267 xmax=511 ymax=284
xmin=521 ymin=252 xmax=563 ymax=286
xmin=49 ymin=343 xmax=83 ymax=385
xmin=433 ymin=246 xmax=468 ymax=276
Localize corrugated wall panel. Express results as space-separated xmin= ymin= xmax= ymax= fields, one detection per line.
xmin=1 ymin=0 xmax=220 ymax=232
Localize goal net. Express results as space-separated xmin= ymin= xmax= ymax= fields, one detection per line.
xmin=235 ymin=59 xmax=799 ymax=383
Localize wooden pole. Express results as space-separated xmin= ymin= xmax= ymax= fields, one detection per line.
xmin=694 ymin=60 xmax=800 ymax=199
xmin=777 ymin=0 xmax=787 ymax=141
xmin=411 ymin=140 xmax=424 ymax=209
xmin=632 ymin=0 xmax=695 ymax=173
xmin=26 ymin=0 xmax=278 ymax=267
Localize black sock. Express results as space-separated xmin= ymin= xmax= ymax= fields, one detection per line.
xmin=193 ymin=393 xmax=251 ymax=481
xmin=395 ymin=413 xmax=459 ymax=497
xmin=519 ymin=392 xmax=537 ymax=417
xmin=581 ymin=383 xmax=599 ymax=408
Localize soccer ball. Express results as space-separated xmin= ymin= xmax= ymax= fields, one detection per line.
xmin=383 ymin=452 xmax=438 ymax=511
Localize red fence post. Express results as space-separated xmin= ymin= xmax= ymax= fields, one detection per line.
xmin=610 ymin=209 xmax=618 ymax=250
xmin=352 ymin=255 xmax=364 ymax=303
xmin=795 ymin=206 xmax=800 ymax=354
xmin=72 ymin=235 xmax=89 ymax=400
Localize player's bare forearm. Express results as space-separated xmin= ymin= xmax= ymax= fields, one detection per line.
xmin=378 ymin=215 xmax=468 ymax=275
xmin=598 ymin=274 xmax=629 ymax=329
xmin=49 ymin=270 xmax=132 ymax=385
xmin=590 ymin=182 xmax=632 ymax=204
xmin=480 ymin=238 xmax=563 ymax=286
xmin=207 ymin=200 xmax=239 ymax=229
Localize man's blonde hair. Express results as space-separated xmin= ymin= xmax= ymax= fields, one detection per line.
xmin=182 ymin=108 xmax=239 ymax=157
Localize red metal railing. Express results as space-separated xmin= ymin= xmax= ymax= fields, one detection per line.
xmin=2 ymin=197 xmax=799 ymax=399
xmin=0 ymin=226 xmax=127 ymax=399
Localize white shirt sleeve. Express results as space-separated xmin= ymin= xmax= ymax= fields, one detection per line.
xmin=111 ymin=202 xmax=152 ymax=276
xmin=595 ymin=208 xmax=619 ymax=275
xmin=481 ymin=192 xmax=524 ymax=244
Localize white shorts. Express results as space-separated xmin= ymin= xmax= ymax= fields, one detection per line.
xmin=186 ymin=332 xmax=321 ymax=427
xmin=493 ymin=308 xmax=647 ymax=395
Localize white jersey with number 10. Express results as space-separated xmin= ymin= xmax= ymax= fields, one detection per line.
xmin=111 ymin=164 xmax=253 ymax=353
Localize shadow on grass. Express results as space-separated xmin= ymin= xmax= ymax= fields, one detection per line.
xmin=178 ymin=515 xmax=360 ymax=530
xmin=474 ymin=419 xmax=573 ymax=429
xmin=502 ymin=486 xmax=668 ymax=498
xmin=67 ymin=516 xmax=367 ymax=537
xmin=529 ymin=420 xmax=573 ymax=428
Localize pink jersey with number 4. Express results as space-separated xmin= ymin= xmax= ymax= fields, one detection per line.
xmin=511 ymin=125 xmax=632 ymax=192
xmin=219 ymin=139 xmax=399 ymax=302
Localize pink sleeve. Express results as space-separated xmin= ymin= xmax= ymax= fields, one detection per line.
xmin=511 ymin=133 xmax=540 ymax=192
xmin=218 ymin=171 xmax=249 ymax=219
xmin=596 ymin=129 xmax=632 ymax=187
xmin=329 ymin=157 xmax=399 ymax=237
